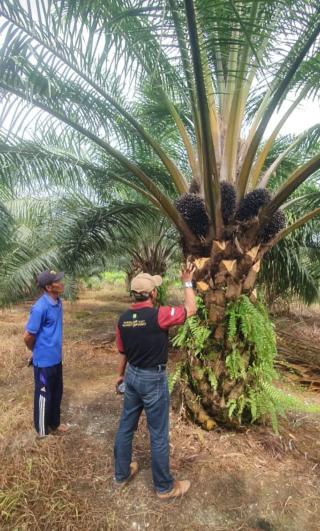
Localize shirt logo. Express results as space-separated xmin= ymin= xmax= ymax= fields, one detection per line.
xmin=122 ymin=320 xmax=147 ymax=328
xmin=40 ymin=386 xmax=46 ymax=392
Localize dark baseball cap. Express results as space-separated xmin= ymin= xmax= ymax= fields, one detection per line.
xmin=37 ymin=270 xmax=64 ymax=288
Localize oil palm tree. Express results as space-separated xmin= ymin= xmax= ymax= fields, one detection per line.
xmin=0 ymin=129 xmax=173 ymax=301
xmin=120 ymin=218 xmax=178 ymax=280
xmin=0 ymin=0 xmax=320 ymax=427
xmin=0 ymin=180 xmax=153 ymax=304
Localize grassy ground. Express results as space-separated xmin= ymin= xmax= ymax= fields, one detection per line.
xmin=0 ymin=284 xmax=320 ymax=530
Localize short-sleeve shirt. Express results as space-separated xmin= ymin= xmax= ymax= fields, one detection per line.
xmin=25 ymin=293 xmax=63 ymax=367
xmin=116 ymin=300 xmax=186 ymax=367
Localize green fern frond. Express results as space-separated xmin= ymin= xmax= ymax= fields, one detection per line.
xmin=172 ymin=296 xmax=211 ymax=357
xmin=206 ymin=368 xmax=218 ymax=390
xmin=262 ymin=382 xmax=320 ymax=416
xmin=168 ymin=363 xmax=183 ymax=394
xmin=226 ymin=348 xmax=246 ymax=380
xmin=226 ymin=296 xmax=277 ymax=381
xmin=225 ymin=296 xmax=320 ymax=431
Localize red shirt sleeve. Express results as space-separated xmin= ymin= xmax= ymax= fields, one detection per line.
xmin=116 ymin=325 xmax=125 ymax=353
xmin=158 ymin=305 xmax=187 ymax=330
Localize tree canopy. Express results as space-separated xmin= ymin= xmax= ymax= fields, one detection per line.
xmin=0 ymin=0 xmax=319 ymax=302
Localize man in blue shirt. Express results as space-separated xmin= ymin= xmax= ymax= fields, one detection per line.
xmin=24 ymin=270 xmax=68 ymax=437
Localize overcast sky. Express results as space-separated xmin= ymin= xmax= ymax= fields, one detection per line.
xmin=267 ymin=98 xmax=319 ymax=136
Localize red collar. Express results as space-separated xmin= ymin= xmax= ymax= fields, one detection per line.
xmin=130 ymin=300 xmax=154 ymax=309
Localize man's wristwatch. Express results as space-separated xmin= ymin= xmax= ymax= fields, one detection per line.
xmin=183 ymin=281 xmax=193 ymax=288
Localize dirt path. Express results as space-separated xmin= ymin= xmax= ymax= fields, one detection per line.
xmin=1 ymin=285 xmax=320 ymax=530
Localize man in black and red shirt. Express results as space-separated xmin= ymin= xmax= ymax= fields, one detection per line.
xmin=114 ymin=265 xmax=196 ymax=499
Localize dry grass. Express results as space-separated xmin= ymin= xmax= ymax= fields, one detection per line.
xmin=0 ymin=306 xmax=29 ymax=385
xmin=0 ymin=433 xmax=117 ymax=530
xmin=1 ymin=285 xmax=320 ymax=530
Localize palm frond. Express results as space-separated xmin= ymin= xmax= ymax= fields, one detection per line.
xmin=261 ymin=223 xmax=320 ymax=304
xmin=56 ymin=195 xmax=156 ymax=271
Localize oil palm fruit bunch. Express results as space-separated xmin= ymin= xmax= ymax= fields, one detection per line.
xmin=236 ymin=189 xmax=272 ymax=221
xmin=258 ymin=210 xmax=286 ymax=243
xmin=177 ymin=181 xmax=237 ymax=237
xmin=176 ymin=185 xmax=285 ymax=247
xmin=175 ymin=193 xmax=210 ymax=238
xmin=236 ymin=188 xmax=286 ymax=243
xmin=220 ymin=181 xmax=237 ymax=225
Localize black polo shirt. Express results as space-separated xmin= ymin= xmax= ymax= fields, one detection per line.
xmin=116 ymin=301 xmax=186 ymax=368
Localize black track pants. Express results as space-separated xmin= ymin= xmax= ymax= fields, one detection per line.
xmin=33 ymin=362 xmax=63 ymax=436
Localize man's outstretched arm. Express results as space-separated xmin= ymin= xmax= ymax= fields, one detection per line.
xmin=181 ymin=262 xmax=197 ymax=317
xmin=157 ymin=262 xmax=197 ymax=329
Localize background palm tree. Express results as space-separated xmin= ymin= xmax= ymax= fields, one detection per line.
xmin=0 ymin=0 xmax=319 ymax=427
xmin=0 ymin=129 xmax=175 ymax=301
xmin=0 ymin=169 xmax=153 ymax=304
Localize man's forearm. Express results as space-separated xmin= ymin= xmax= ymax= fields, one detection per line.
xmin=117 ymin=353 xmax=127 ymax=377
xmin=180 ymin=262 xmax=197 ymax=317
xmin=24 ymin=331 xmax=35 ymax=351
xmin=183 ymin=285 xmax=197 ymax=317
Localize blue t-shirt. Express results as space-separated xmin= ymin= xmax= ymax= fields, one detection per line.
xmin=25 ymin=294 xmax=63 ymax=367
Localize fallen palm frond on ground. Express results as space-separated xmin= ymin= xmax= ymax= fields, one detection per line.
xmin=276 ymin=326 xmax=320 ymax=392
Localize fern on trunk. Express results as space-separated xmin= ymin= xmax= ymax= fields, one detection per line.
xmin=171 ymin=294 xmax=320 ymax=431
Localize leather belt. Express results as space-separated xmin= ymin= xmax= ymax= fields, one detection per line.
xmin=131 ymin=364 xmax=166 ymax=372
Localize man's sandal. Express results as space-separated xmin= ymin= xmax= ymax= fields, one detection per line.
xmin=114 ymin=462 xmax=139 ymax=488
xmin=156 ymin=480 xmax=191 ymax=500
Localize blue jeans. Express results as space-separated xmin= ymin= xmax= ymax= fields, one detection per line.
xmin=114 ymin=364 xmax=174 ymax=493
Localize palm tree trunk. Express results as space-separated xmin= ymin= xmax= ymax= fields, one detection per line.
xmin=179 ymin=237 xmax=264 ymax=429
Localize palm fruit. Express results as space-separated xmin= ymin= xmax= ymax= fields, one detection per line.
xmin=175 ymin=193 xmax=209 ymax=237
xmin=258 ymin=210 xmax=286 ymax=243
xmin=236 ymin=189 xmax=271 ymax=222
xmin=220 ymin=181 xmax=236 ymax=225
